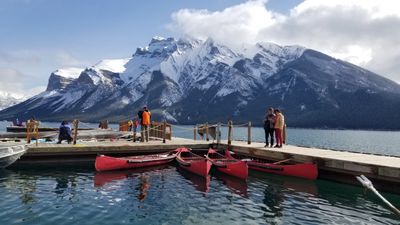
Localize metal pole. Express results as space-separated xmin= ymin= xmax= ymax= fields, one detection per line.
xmin=193 ymin=126 xmax=197 ymax=140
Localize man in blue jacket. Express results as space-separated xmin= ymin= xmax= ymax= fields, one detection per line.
xmin=57 ymin=121 xmax=73 ymax=144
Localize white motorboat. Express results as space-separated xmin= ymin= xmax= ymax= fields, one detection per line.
xmin=0 ymin=144 xmax=27 ymax=168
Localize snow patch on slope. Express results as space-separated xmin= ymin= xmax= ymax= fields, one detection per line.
xmin=53 ymin=67 xmax=84 ymax=79
xmin=94 ymin=58 xmax=130 ymax=73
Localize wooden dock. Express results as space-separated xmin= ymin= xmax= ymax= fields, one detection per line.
xmin=12 ymin=137 xmax=400 ymax=194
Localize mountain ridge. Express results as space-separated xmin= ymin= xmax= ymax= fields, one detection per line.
xmin=1 ymin=36 xmax=400 ymax=129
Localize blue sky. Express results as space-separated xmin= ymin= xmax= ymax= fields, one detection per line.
xmin=1 ymin=0 xmax=399 ymax=97
xmin=0 ymin=0 xmax=301 ymax=96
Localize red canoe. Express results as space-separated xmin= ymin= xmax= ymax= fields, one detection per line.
xmin=176 ymin=148 xmax=211 ymax=177
xmin=206 ymin=148 xmax=248 ymax=180
xmin=95 ymin=150 xmax=179 ymax=172
xmin=246 ymin=160 xmax=318 ymax=180
xmin=225 ymin=150 xmax=318 ymax=180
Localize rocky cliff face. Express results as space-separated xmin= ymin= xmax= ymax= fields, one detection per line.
xmin=1 ymin=36 xmax=400 ymax=129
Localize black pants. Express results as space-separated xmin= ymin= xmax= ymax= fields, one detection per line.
xmin=57 ymin=135 xmax=72 ymax=144
xmin=264 ymin=128 xmax=274 ymax=146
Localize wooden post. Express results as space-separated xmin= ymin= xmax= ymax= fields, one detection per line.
xmin=228 ymin=120 xmax=233 ymax=146
xmin=133 ymin=121 xmax=136 ymax=142
xmin=247 ymin=121 xmax=251 ymax=145
xmin=205 ymin=122 xmax=209 ymax=141
xmin=34 ymin=121 xmax=39 ymax=146
xmin=26 ymin=120 xmax=31 ymax=144
xmin=73 ymin=119 xmax=79 ymax=145
xmin=283 ymin=123 xmax=287 ymax=145
xmin=193 ymin=126 xmax=197 ymax=140
xmin=163 ymin=121 xmax=167 ymax=143
xmin=216 ymin=122 xmax=221 ymax=145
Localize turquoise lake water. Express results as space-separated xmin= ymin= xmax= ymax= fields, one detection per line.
xmin=1 ymin=165 xmax=399 ymax=225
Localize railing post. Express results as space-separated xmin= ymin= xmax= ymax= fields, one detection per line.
xmin=35 ymin=121 xmax=39 ymax=146
xmin=283 ymin=123 xmax=287 ymax=145
xmin=228 ymin=120 xmax=233 ymax=146
xmin=133 ymin=121 xmax=136 ymax=142
xmin=205 ymin=122 xmax=209 ymax=141
xmin=217 ymin=122 xmax=221 ymax=145
xmin=73 ymin=119 xmax=79 ymax=145
xmin=26 ymin=120 xmax=31 ymax=144
xmin=193 ymin=126 xmax=197 ymax=140
xmin=247 ymin=121 xmax=251 ymax=145
xmin=163 ymin=121 xmax=167 ymax=143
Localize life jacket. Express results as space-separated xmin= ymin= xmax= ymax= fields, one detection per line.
xmin=142 ymin=111 xmax=151 ymax=125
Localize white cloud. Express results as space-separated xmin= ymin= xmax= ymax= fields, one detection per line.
xmin=170 ymin=0 xmax=400 ymax=82
xmin=0 ymin=68 xmax=45 ymax=98
xmin=55 ymin=51 xmax=87 ymax=67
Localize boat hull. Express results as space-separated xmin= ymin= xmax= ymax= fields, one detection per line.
xmin=95 ymin=152 xmax=176 ymax=172
xmin=247 ymin=161 xmax=318 ymax=180
xmin=176 ymin=149 xmax=211 ymax=177
xmin=207 ymin=149 xmax=248 ymax=179
xmin=215 ymin=161 xmax=248 ymax=180
xmin=0 ymin=145 xmax=27 ymax=168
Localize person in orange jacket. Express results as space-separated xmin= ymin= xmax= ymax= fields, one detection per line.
xmin=138 ymin=106 xmax=151 ymax=142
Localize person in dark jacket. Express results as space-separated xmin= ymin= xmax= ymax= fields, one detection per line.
xmin=57 ymin=121 xmax=72 ymax=144
xmin=263 ymin=107 xmax=275 ymax=147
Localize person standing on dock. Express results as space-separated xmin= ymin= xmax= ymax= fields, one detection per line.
xmin=274 ymin=109 xmax=285 ymax=148
xmin=263 ymin=107 xmax=275 ymax=147
xmin=139 ymin=106 xmax=151 ymax=142
xmin=57 ymin=121 xmax=73 ymax=144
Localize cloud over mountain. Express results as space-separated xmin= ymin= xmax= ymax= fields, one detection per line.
xmin=171 ymin=0 xmax=400 ymax=82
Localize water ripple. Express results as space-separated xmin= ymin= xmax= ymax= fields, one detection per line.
xmin=0 ymin=167 xmax=399 ymax=225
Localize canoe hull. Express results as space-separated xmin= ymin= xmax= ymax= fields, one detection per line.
xmin=176 ymin=158 xmax=211 ymax=177
xmin=247 ymin=161 xmax=318 ymax=180
xmin=215 ymin=161 xmax=248 ymax=180
xmin=95 ymin=152 xmax=176 ymax=172
xmin=207 ymin=149 xmax=248 ymax=179
xmin=176 ymin=149 xmax=211 ymax=177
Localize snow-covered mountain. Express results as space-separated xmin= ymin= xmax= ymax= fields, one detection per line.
xmin=1 ymin=36 xmax=400 ymax=129
xmin=0 ymin=91 xmax=27 ymax=111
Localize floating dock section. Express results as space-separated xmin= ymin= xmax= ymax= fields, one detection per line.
xmin=11 ymin=137 xmax=400 ymax=194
